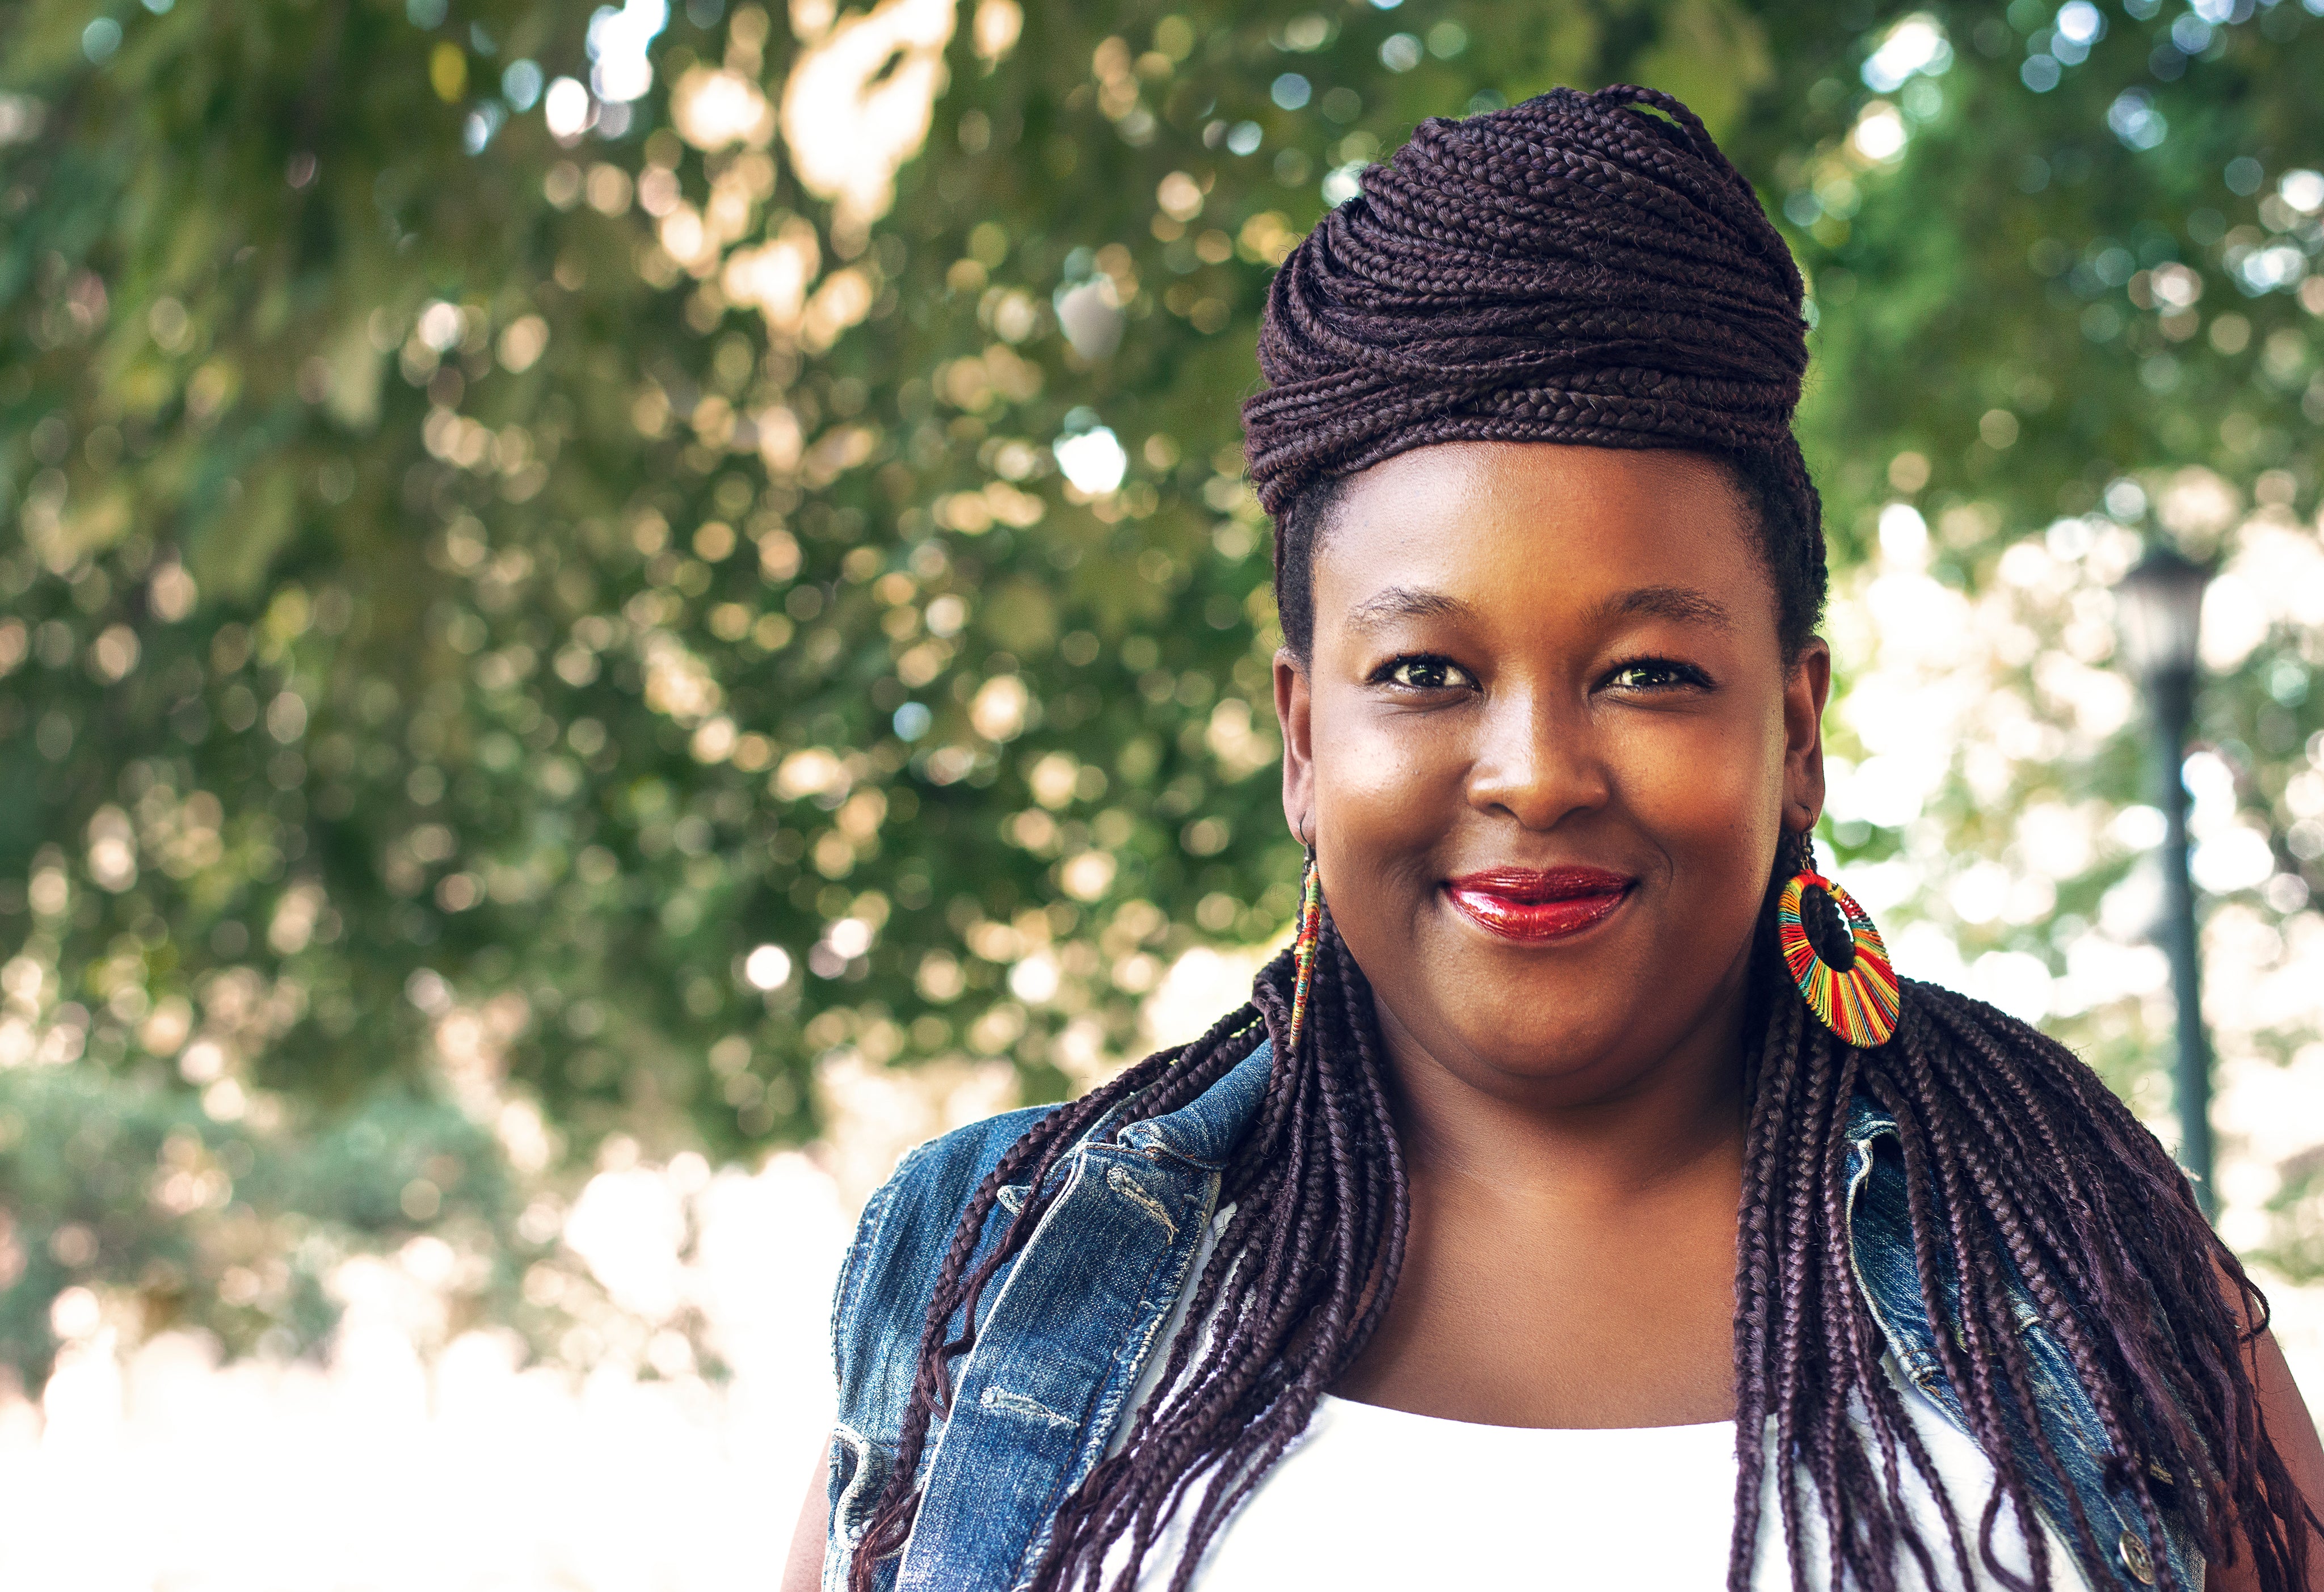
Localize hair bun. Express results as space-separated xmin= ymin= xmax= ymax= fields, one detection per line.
xmin=1241 ymin=85 xmax=1812 ymax=520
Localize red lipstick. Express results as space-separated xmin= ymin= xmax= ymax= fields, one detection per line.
xmin=1443 ymin=866 xmax=1635 ymax=942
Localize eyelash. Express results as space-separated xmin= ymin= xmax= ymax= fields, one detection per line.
xmin=1372 ymin=653 xmax=1475 ymax=692
xmin=1367 ymin=653 xmax=1713 ymax=693
xmin=1602 ymin=655 xmax=1713 ymax=692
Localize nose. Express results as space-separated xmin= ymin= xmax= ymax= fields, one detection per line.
xmin=1463 ymin=684 xmax=1610 ymax=831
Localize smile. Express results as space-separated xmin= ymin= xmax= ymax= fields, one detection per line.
xmin=1442 ymin=866 xmax=1636 ymax=943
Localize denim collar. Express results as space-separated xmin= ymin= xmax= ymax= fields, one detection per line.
xmin=1110 ymin=1037 xmax=1274 ymax=1168
xmin=1844 ymin=1089 xmax=1900 ymax=1147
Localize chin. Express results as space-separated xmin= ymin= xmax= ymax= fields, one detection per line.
xmin=1448 ymin=1010 xmax=1636 ymax=1081
xmin=1421 ymin=968 xmax=1650 ymax=1081
xmin=1394 ymin=933 xmax=1711 ymax=1083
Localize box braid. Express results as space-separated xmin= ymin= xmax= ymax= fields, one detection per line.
xmin=848 ymin=920 xmax=1411 ymax=1592
xmin=847 ymin=85 xmax=2319 ymax=1591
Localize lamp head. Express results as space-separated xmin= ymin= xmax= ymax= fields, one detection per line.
xmin=2115 ymin=544 xmax=2209 ymax=685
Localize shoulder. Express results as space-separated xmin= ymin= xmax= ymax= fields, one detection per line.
xmin=828 ymin=1104 xmax=1056 ymax=1418
xmin=840 ymin=1104 xmax=1055 ymax=1308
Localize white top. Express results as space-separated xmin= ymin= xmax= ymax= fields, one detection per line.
xmin=1120 ymin=1385 xmax=2094 ymax=1591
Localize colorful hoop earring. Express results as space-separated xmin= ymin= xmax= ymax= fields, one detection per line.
xmin=1287 ymin=845 xmax=1323 ymax=1055
xmin=1778 ymin=854 xmax=1900 ymax=1048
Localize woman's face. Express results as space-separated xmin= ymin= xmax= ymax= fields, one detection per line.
xmin=1275 ymin=441 xmax=1829 ymax=1106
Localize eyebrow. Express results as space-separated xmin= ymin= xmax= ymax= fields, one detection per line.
xmin=1342 ymin=583 xmax=1732 ymax=633
xmin=1588 ymin=584 xmax=1734 ymax=632
xmin=1344 ymin=586 xmax=1482 ymax=630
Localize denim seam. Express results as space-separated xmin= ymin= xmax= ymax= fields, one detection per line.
xmin=823 ymin=1421 xmax=882 ymax=1592
xmin=824 ymin=1145 xmax=927 ymax=1592
xmin=831 ymin=1143 xmax=919 ymax=1382
xmin=829 ymin=1422 xmax=877 ymax=1545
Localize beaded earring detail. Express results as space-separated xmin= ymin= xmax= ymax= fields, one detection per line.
xmin=1286 ymin=845 xmax=1324 ymax=1056
xmin=1778 ymin=841 xmax=1901 ymax=1048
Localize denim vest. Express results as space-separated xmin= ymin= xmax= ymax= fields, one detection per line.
xmin=824 ymin=1039 xmax=2203 ymax=1591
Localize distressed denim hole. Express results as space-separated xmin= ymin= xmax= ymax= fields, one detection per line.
xmin=1105 ymin=1165 xmax=1176 ymax=1240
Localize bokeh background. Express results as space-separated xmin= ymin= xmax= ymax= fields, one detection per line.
xmin=5 ymin=0 xmax=2324 ymax=1583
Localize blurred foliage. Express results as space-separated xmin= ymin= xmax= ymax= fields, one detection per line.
xmin=0 ymin=1063 xmax=530 ymax=1387
xmin=0 ymin=0 xmax=1824 ymax=1164
xmin=2259 ymin=1142 xmax=2324 ymax=1280
xmin=1760 ymin=0 xmax=2324 ymax=1073
xmin=3 ymin=0 xmax=2324 ymax=1387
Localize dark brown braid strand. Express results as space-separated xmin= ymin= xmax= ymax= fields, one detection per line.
xmin=852 ymin=862 xmax=2317 ymax=1591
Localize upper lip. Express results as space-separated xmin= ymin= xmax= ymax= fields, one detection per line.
xmin=1443 ymin=866 xmax=1636 ymax=900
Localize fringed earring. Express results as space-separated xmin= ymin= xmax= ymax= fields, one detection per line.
xmin=1778 ymin=835 xmax=1901 ymax=1048
xmin=1286 ymin=843 xmax=1324 ymax=1056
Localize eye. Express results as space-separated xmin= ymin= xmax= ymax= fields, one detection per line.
xmin=1376 ymin=654 xmax=1476 ymax=692
xmin=1602 ymin=656 xmax=1711 ymax=692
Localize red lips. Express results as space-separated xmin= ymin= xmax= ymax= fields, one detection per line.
xmin=1443 ymin=866 xmax=1636 ymax=942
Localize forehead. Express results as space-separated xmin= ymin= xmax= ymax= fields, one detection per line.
xmin=1310 ymin=441 xmax=1773 ymax=642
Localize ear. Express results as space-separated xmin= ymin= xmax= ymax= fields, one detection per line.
xmin=1274 ymin=646 xmax=1315 ymax=845
xmin=1782 ymin=639 xmax=1832 ymax=840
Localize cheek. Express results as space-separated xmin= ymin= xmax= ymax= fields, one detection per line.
xmin=1307 ymin=693 xmax=1467 ymax=845
xmin=1613 ymin=704 xmax=1789 ymax=874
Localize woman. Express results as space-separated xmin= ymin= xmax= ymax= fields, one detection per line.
xmin=784 ymin=86 xmax=2324 ymax=1591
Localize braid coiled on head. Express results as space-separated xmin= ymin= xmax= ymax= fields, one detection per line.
xmin=1249 ymin=85 xmax=1826 ymax=663
xmin=1247 ymin=86 xmax=1807 ymax=495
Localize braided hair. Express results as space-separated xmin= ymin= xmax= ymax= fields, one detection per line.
xmin=851 ymin=87 xmax=2319 ymax=1592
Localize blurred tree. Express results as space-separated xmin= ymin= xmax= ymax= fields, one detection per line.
xmin=1751 ymin=1 xmax=2324 ymax=1100
xmin=3 ymin=0 xmax=2323 ymax=1387
xmin=0 ymin=0 xmax=1801 ymax=1160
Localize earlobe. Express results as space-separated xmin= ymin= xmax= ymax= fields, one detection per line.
xmin=1790 ymin=735 xmax=1825 ymax=835
xmin=1787 ymin=756 xmax=1826 ymax=837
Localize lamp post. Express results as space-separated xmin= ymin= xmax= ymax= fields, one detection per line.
xmin=2115 ymin=546 xmax=2214 ymax=1218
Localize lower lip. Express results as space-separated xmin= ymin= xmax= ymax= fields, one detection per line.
xmin=1445 ymin=885 xmax=1632 ymax=942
